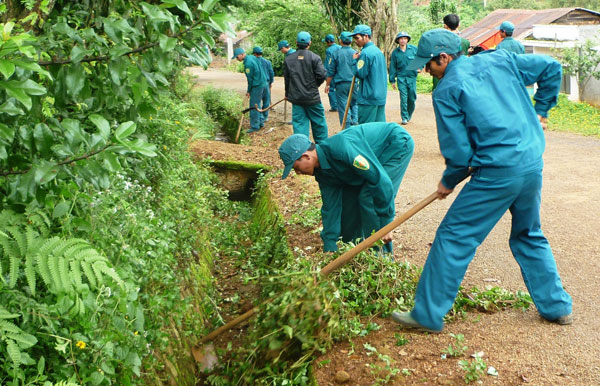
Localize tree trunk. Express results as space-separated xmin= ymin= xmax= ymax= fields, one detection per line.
xmin=357 ymin=0 xmax=398 ymax=66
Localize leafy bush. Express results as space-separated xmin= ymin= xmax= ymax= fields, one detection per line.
xmin=196 ymin=87 xmax=244 ymax=142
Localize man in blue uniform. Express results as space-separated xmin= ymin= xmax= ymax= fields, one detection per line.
xmin=252 ymin=46 xmax=275 ymax=123
xmin=496 ymin=21 xmax=525 ymax=54
xmin=391 ymin=29 xmax=572 ymax=332
xmin=283 ymin=31 xmax=329 ymax=143
xmin=278 ymin=40 xmax=296 ymax=57
xmin=278 ymin=122 xmax=414 ymax=253
xmin=325 ymin=31 xmax=358 ymax=128
xmin=389 ymin=31 xmax=418 ymax=125
xmin=233 ymin=47 xmax=268 ymax=133
xmin=350 ymin=24 xmax=388 ymax=124
xmin=322 ymin=34 xmax=341 ymax=112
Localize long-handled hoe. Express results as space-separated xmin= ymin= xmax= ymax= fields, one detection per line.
xmin=193 ymin=189 xmax=445 ymax=370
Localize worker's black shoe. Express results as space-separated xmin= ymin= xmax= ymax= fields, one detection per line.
xmin=390 ymin=312 xmax=441 ymax=333
xmin=329 ymin=108 xmax=338 ymax=112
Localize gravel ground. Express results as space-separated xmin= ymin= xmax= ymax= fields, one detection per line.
xmin=189 ymin=65 xmax=600 ymax=385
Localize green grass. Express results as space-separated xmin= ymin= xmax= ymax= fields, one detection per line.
xmin=548 ymin=94 xmax=600 ymax=138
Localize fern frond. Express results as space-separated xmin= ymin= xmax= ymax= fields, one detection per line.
xmin=0 ymin=320 xmax=22 ymax=333
xmin=25 ymin=208 xmax=51 ymax=236
xmin=25 ymin=253 xmax=36 ymax=296
xmin=6 ymin=226 xmax=26 ymax=258
xmin=48 ymin=254 xmax=62 ymax=293
xmin=9 ymin=254 xmax=18 ymax=288
xmin=70 ymin=260 xmax=83 ymax=290
xmin=59 ymin=257 xmax=72 ymax=294
xmin=6 ymin=340 xmax=21 ymax=365
xmin=52 ymin=239 xmax=87 ymax=259
xmin=81 ymin=259 xmax=97 ymax=288
xmin=4 ymin=332 xmax=37 ymax=349
xmin=95 ymin=263 xmax=124 ymax=290
xmin=0 ymin=307 xmax=19 ymax=320
xmin=91 ymin=261 xmax=106 ymax=287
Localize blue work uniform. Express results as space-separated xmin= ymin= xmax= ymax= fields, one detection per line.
xmin=389 ymin=44 xmax=418 ymax=123
xmin=314 ymin=122 xmax=414 ymax=252
xmin=496 ymin=37 xmax=525 ymax=54
xmin=325 ymin=43 xmax=341 ymax=111
xmin=327 ymin=45 xmax=358 ymax=128
xmin=285 ymin=48 xmax=296 ymax=57
xmin=411 ymin=50 xmax=572 ymax=332
xmin=353 ymin=42 xmax=387 ymax=123
xmin=258 ymin=56 xmax=275 ymax=122
xmin=243 ymin=55 xmax=268 ymax=131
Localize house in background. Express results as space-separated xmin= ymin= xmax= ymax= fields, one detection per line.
xmin=218 ymin=30 xmax=253 ymax=64
xmin=461 ymin=8 xmax=600 ymax=106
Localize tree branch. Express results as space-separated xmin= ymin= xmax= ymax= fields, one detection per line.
xmin=0 ymin=143 xmax=112 ymax=177
xmin=38 ymin=17 xmax=204 ymax=66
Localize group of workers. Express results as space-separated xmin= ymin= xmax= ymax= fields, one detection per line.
xmin=236 ymin=16 xmax=572 ymax=333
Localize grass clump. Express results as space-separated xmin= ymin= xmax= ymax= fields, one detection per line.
xmin=548 ymin=94 xmax=600 ymax=137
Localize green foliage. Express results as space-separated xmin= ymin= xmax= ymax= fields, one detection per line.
xmin=394 ymin=333 xmax=409 ymax=346
xmin=0 ymin=1 xmax=234 ymax=208
xmin=196 ymin=86 xmax=244 ymax=141
xmin=429 ymin=0 xmax=458 ymax=24
xmin=416 ymin=73 xmax=433 ymax=94
xmin=451 ymin=286 xmax=532 ymax=321
xmin=459 ymin=354 xmax=487 ymax=384
xmin=236 ymin=0 xmax=333 ymax=75
xmin=556 ymin=40 xmax=600 ymax=100
xmin=0 ymin=211 xmax=124 ymax=297
xmin=548 ymin=94 xmax=600 ymax=137
xmin=319 ymin=0 xmax=364 ymax=33
xmin=442 ymin=333 xmax=467 ymax=357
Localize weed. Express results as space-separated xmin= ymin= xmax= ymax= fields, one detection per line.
xmin=443 ymin=333 xmax=468 ymax=357
xmin=394 ymin=333 xmax=409 ymax=346
xmin=459 ymin=354 xmax=487 ymax=384
xmin=363 ymin=344 xmax=403 ymax=384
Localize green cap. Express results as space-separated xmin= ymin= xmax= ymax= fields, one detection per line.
xmin=395 ymin=31 xmax=411 ymax=43
xmin=322 ymin=34 xmax=335 ymax=43
xmin=278 ymin=134 xmax=312 ymax=179
xmin=498 ymin=21 xmax=515 ymax=33
xmin=406 ymin=28 xmax=460 ymax=71
xmin=252 ymin=46 xmax=263 ymax=54
xmin=340 ymin=31 xmax=352 ymax=44
xmin=277 ymin=40 xmax=290 ymax=50
xmin=297 ymin=31 xmax=311 ymax=44
xmin=350 ymin=24 xmax=372 ymax=37
xmin=232 ymin=47 xmax=245 ymax=59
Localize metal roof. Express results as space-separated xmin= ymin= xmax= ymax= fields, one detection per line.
xmin=461 ymin=8 xmax=600 ymax=47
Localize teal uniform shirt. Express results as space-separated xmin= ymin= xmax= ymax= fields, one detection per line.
xmin=328 ymin=46 xmax=356 ymax=84
xmin=285 ymin=48 xmax=296 ymax=57
xmin=353 ymin=41 xmax=387 ymax=106
xmin=314 ymin=122 xmax=414 ymax=251
xmin=433 ymin=50 xmax=559 ymax=189
xmin=259 ymin=57 xmax=275 ymax=85
xmin=389 ymin=44 xmax=418 ymax=83
xmin=496 ymin=37 xmax=525 ymax=54
xmin=411 ymin=49 xmax=571 ymax=331
xmin=243 ymin=55 xmax=267 ymax=92
xmin=325 ymin=44 xmax=341 ymax=72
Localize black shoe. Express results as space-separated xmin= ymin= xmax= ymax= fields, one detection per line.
xmin=329 ymin=109 xmax=338 ymax=112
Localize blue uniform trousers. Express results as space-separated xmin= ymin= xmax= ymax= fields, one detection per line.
xmin=358 ymin=105 xmax=386 ymax=124
xmin=249 ymin=85 xmax=267 ymax=131
xmin=328 ymin=86 xmax=337 ymax=111
xmin=261 ymin=85 xmax=271 ymax=123
xmin=339 ymin=134 xmax=414 ymax=253
xmin=292 ymin=103 xmax=329 ymax=143
xmin=335 ymin=81 xmax=358 ymax=128
xmin=397 ymin=77 xmax=417 ymax=123
xmin=411 ymin=167 xmax=573 ymax=331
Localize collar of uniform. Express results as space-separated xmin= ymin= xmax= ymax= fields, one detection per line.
xmin=503 ymin=37 xmax=514 ymax=41
xmin=445 ymin=55 xmax=466 ymax=74
xmin=363 ymin=41 xmax=374 ymax=49
xmin=315 ymin=144 xmax=331 ymax=169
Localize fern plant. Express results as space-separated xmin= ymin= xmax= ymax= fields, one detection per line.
xmin=0 ymin=210 xmax=124 ymax=297
xmin=0 ymin=306 xmax=37 ymax=367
